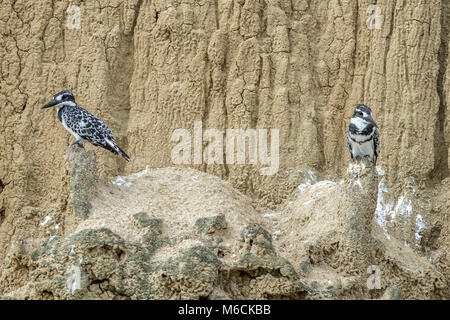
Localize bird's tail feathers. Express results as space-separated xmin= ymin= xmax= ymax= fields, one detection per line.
xmin=116 ymin=145 xmax=131 ymax=162
xmin=105 ymin=138 xmax=131 ymax=162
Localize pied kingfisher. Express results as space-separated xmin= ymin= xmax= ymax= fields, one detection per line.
xmin=42 ymin=90 xmax=131 ymax=162
xmin=347 ymin=104 xmax=380 ymax=165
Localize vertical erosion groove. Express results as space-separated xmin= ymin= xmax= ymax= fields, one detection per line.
xmin=432 ymin=1 xmax=449 ymax=180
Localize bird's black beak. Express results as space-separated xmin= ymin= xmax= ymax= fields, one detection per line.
xmin=41 ymin=99 xmax=59 ymax=109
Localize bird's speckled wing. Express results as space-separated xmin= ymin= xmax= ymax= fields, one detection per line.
xmin=62 ymin=106 xmax=117 ymax=154
xmin=347 ymin=131 xmax=354 ymax=159
xmin=373 ymin=127 xmax=380 ymax=163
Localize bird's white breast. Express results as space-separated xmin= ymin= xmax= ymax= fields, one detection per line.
xmin=353 ymin=140 xmax=373 ymax=156
xmin=60 ymin=114 xmax=82 ymax=142
xmin=348 ymin=135 xmax=374 ymax=158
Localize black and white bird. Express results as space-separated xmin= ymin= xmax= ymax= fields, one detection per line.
xmin=41 ymin=90 xmax=131 ymax=162
xmin=347 ymin=104 xmax=380 ymax=165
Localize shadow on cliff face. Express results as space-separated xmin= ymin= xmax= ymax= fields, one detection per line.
xmin=0 ymin=147 xmax=447 ymax=299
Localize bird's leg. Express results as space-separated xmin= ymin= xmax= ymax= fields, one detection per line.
xmin=354 ymin=156 xmax=363 ymax=178
xmin=71 ymin=139 xmax=85 ymax=148
xmin=362 ymin=155 xmax=375 ymax=169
